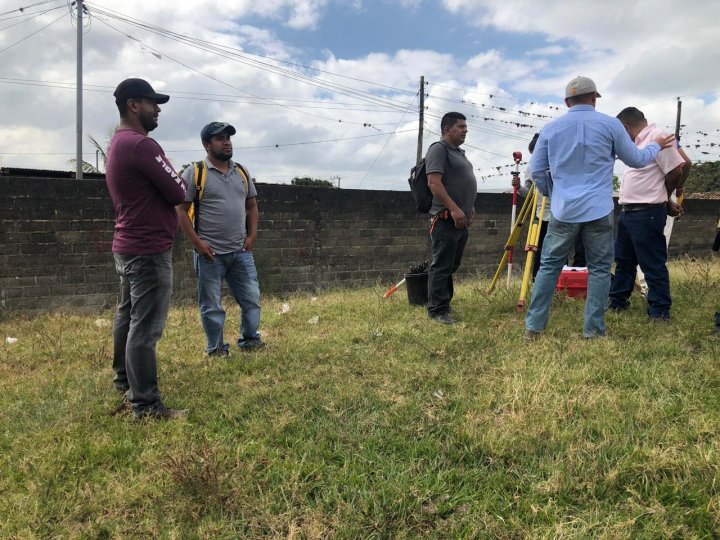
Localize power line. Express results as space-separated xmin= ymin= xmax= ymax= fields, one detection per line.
xmin=424 ymin=105 xmax=542 ymax=136
xmin=422 ymin=124 xmax=496 ymax=168
xmin=94 ymin=17 xmax=383 ymax=127
xmin=85 ymin=2 xmax=418 ymax=98
xmin=426 ymin=80 xmax=565 ymax=115
xmin=0 ymin=77 xmax=415 ymax=115
xmin=0 ymin=77 xmax=408 ymax=112
xmin=0 ymin=8 xmax=66 ymax=54
xmin=87 ymin=4 xmax=416 ymax=115
xmin=423 ymin=109 xmax=534 ymax=142
xmin=358 ymin=93 xmax=419 ymax=187
xmin=91 ymin=12 xmax=414 ymax=129
xmin=233 ymin=128 xmax=418 ymax=150
xmin=426 ymin=93 xmax=561 ymax=121
xmin=0 ymin=128 xmax=419 ymax=156
xmin=0 ymin=0 xmax=62 ymax=17
xmin=0 ymin=1 xmax=66 ymax=27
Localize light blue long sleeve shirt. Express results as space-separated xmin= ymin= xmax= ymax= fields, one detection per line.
xmin=529 ymin=104 xmax=661 ymax=223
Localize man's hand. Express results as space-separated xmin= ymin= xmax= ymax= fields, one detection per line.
xmin=511 ymin=176 xmax=520 ymax=188
xmin=655 ymin=133 xmax=676 ymax=149
xmin=450 ymin=207 xmax=467 ymax=229
xmin=667 ymin=201 xmax=683 ymax=217
xmin=195 ymin=239 xmax=215 ymax=260
xmin=243 ymin=234 xmax=257 ymax=251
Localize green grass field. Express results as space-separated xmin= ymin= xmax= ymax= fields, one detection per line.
xmin=2 ymin=260 xmax=720 ymax=538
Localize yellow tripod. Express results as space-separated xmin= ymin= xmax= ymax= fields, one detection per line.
xmin=517 ymin=188 xmax=547 ymax=310
xmin=486 ymin=183 xmax=548 ymax=311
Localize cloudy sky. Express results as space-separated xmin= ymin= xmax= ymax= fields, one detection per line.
xmin=1 ymin=0 xmax=719 ymax=191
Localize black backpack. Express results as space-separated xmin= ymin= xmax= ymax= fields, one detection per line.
xmin=408 ymin=142 xmax=450 ymax=213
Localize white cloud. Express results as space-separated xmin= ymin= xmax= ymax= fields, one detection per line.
xmin=526 ymin=45 xmax=565 ymax=57
xmin=443 ymin=0 xmax=720 ymax=98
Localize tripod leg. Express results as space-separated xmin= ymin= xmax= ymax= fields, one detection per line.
xmin=518 ymin=194 xmax=548 ymax=310
xmin=486 ymin=185 xmax=535 ymax=294
xmin=518 ymin=189 xmax=540 ymax=310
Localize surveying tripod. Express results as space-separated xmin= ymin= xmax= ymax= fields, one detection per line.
xmin=486 ymin=181 xmax=548 ymax=311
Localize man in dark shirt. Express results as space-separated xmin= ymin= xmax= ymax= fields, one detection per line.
xmin=106 ymin=78 xmax=188 ymax=421
xmin=425 ymin=112 xmax=478 ymax=324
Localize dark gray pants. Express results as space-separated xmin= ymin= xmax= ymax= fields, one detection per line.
xmin=428 ymin=218 xmax=468 ymax=316
xmin=112 ymin=250 xmax=173 ymax=412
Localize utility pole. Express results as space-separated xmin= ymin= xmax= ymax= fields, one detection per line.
xmin=675 ymin=97 xmax=682 ymax=142
xmin=416 ymin=76 xmax=424 ymax=165
xmin=76 ymin=0 xmax=83 ymax=179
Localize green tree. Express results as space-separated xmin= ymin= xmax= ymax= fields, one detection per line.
xmin=67 ymin=128 xmax=115 ymax=173
xmin=683 ymin=161 xmax=720 ymax=193
xmin=177 ymin=163 xmax=192 ymax=176
xmin=291 ymin=177 xmax=336 ymax=188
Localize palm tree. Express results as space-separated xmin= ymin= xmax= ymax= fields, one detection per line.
xmin=67 ymin=127 xmax=116 ymax=173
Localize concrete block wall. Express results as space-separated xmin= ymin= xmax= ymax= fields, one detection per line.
xmin=1 ymin=175 xmax=719 ymax=316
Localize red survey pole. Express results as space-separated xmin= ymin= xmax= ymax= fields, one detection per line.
xmin=507 ymin=151 xmax=522 ymax=288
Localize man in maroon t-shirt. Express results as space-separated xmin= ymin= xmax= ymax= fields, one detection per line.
xmin=106 ymin=78 xmax=187 ymax=421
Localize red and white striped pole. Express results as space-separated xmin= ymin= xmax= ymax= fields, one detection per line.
xmin=507 ymin=151 xmax=522 ymax=288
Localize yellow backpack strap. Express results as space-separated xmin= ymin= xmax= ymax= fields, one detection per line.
xmin=235 ymin=163 xmax=250 ymax=192
xmin=189 ymin=160 xmax=206 ymax=233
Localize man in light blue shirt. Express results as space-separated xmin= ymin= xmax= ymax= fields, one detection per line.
xmin=525 ymin=76 xmax=675 ymax=339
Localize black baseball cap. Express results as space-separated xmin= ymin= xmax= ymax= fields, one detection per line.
xmin=201 ymin=121 xmax=237 ymax=141
xmin=113 ymin=78 xmax=170 ymax=104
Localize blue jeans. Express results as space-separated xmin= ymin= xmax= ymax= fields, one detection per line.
xmin=526 ymin=212 xmax=614 ymax=337
xmin=427 ymin=217 xmax=469 ymax=316
xmin=112 ymin=250 xmax=173 ymax=411
xmin=194 ymin=249 xmax=261 ymax=353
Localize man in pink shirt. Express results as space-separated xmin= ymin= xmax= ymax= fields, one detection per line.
xmin=106 ymin=78 xmax=188 ymax=421
xmin=608 ymin=107 xmax=685 ymax=320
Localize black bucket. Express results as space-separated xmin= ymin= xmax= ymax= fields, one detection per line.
xmin=405 ymin=272 xmax=428 ymax=306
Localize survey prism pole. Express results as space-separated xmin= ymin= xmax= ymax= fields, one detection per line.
xmin=506 ymin=151 xmax=523 ymax=288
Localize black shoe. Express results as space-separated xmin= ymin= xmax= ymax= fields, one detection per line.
xmin=524 ymin=330 xmax=541 ymax=341
xmin=207 ymin=347 xmax=230 ymax=357
xmin=238 ymin=338 xmax=266 ymax=351
xmin=133 ymin=403 xmax=188 ymax=422
xmin=430 ymin=313 xmax=456 ymax=325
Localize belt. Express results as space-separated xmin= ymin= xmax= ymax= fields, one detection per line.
xmin=620 ymin=202 xmax=666 ymax=212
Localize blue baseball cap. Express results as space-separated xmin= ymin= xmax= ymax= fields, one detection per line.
xmin=201 ymin=121 xmax=237 ymax=141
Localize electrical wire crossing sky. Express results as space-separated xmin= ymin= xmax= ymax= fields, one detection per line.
xmin=0 ymin=0 xmax=718 ymax=190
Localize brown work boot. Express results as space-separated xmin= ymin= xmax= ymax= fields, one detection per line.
xmin=524 ymin=330 xmax=541 ymax=341
xmin=133 ymin=403 xmax=189 ymax=422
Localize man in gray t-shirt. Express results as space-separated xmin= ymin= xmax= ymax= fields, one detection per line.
xmin=177 ymin=122 xmax=265 ymax=356
xmin=425 ymin=112 xmax=478 ymax=324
